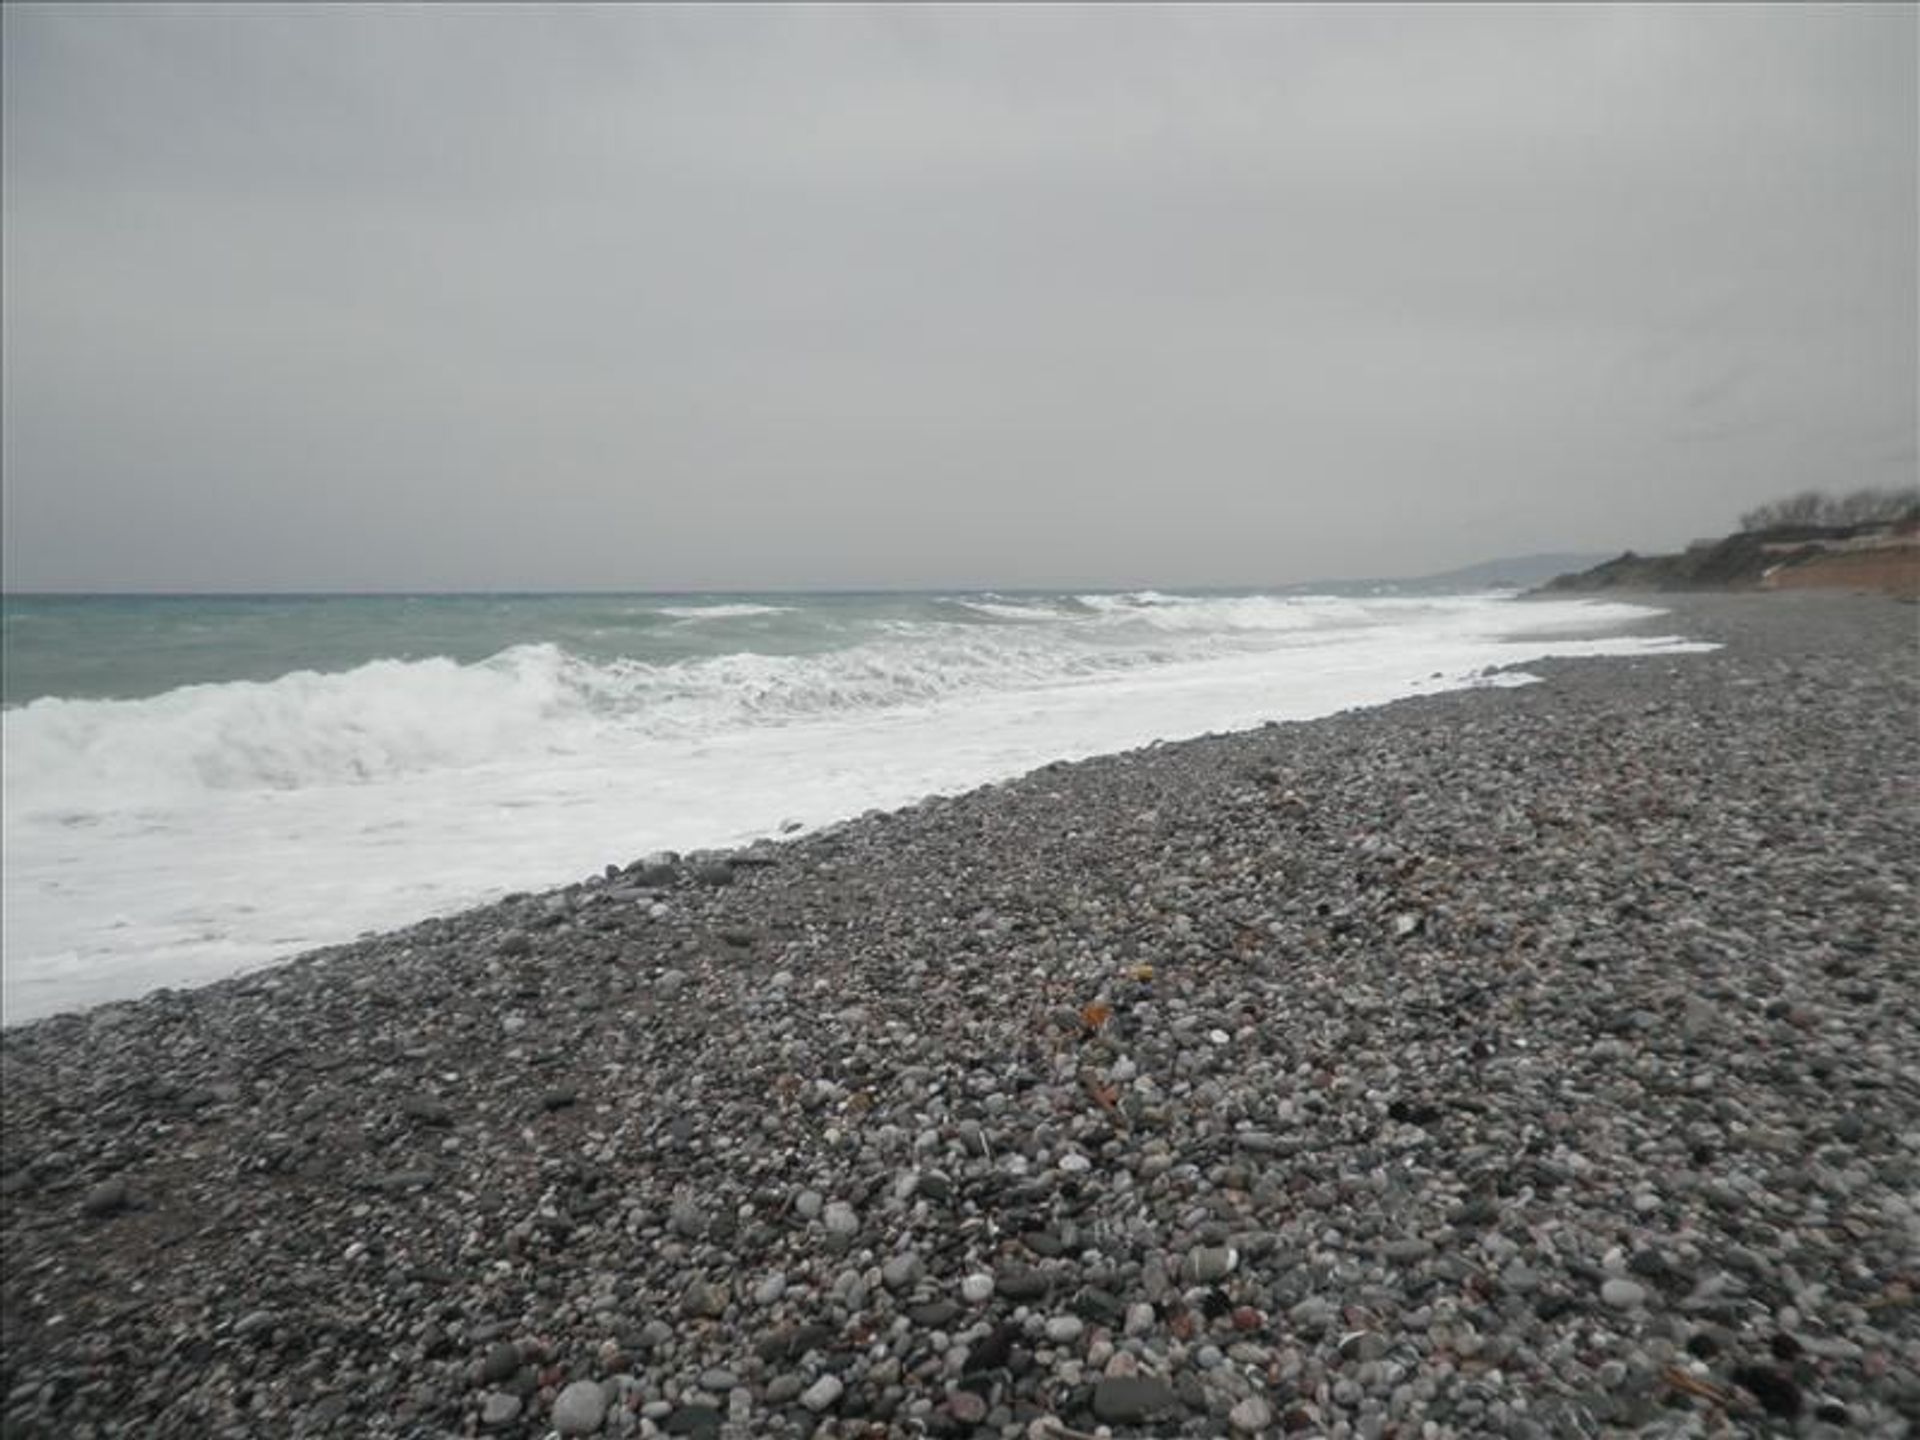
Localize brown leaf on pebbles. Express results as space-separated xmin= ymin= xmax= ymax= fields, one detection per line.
xmin=1660 ymin=1366 xmax=1736 ymax=1408
xmin=1080 ymin=1073 xmax=1121 ymax=1118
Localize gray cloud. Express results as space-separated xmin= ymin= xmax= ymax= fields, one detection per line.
xmin=4 ymin=2 xmax=1914 ymax=590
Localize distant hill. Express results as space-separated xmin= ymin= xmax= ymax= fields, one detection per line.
xmin=1282 ymin=552 xmax=1612 ymax=596
xmin=1409 ymin=552 xmax=1615 ymax=590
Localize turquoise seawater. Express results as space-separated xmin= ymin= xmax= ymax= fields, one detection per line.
xmin=2 ymin=592 xmax=975 ymax=706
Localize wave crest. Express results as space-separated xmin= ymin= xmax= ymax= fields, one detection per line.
xmin=653 ymin=603 xmax=794 ymax=620
xmin=1 ymin=593 xmax=1661 ymax=816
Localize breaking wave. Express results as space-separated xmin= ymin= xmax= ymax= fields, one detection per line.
xmin=0 ymin=591 xmax=1664 ymax=815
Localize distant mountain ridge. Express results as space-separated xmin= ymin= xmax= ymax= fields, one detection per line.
xmin=1283 ymin=552 xmax=1612 ymax=596
xmin=1409 ymin=553 xmax=1616 ymax=590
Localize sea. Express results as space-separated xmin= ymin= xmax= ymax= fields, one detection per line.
xmin=1 ymin=588 xmax=1713 ymax=1023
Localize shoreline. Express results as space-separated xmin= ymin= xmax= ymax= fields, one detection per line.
xmin=3 ymin=590 xmax=1915 ymax=1437
xmin=0 ymin=589 xmax=1706 ymax=1027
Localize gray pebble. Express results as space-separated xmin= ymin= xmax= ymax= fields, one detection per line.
xmin=800 ymin=1374 xmax=843 ymax=1412
xmin=480 ymin=1392 xmax=523 ymax=1428
xmin=81 ymin=1178 xmax=129 ymax=1217
xmin=551 ymin=1379 xmax=608 ymax=1435
xmin=1601 ymin=1278 xmax=1647 ymax=1310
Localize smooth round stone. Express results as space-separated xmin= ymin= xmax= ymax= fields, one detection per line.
xmin=1184 ymin=1245 xmax=1239 ymax=1283
xmin=822 ymin=1201 xmax=859 ymax=1236
xmin=682 ymin=1278 xmax=730 ymax=1318
xmin=81 ymin=1178 xmax=129 ymax=1217
xmin=1602 ymin=1278 xmax=1648 ymax=1310
xmin=794 ymin=1190 xmax=823 ymax=1220
xmin=1045 ymin=1316 xmax=1085 ymax=1345
xmin=481 ymin=1392 xmax=523 ymax=1429
xmin=882 ymin=1253 xmax=924 ymax=1290
xmin=1503 ymin=1261 xmax=1541 ymax=1293
xmin=551 ymin=1379 xmax=608 ymax=1435
xmin=1290 ymin=1296 xmax=1336 ymax=1330
xmin=669 ymin=1198 xmax=706 ymax=1237
xmin=801 ymin=1375 xmax=844 ymax=1412
xmin=947 ymin=1390 xmax=988 ymax=1424
xmin=961 ymin=1273 xmax=995 ymax=1304
xmin=1230 ymin=1396 xmax=1274 ymax=1434
xmin=1058 ymin=1153 xmax=1092 ymax=1174
xmin=479 ymin=1340 xmax=521 ymax=1384
xmin=698 ymin=1367 xmax=739 ymax=1392
xmin=765 ymin=1374 xmax=805 ymax=1405
xmin=1092 ymin=1375 xmax=1177 ymax=1425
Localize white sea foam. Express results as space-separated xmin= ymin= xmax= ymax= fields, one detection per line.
xmin=0 ymin=596 xmax=1473 ymax=807
xmin=653 ymin=603 xmax=794 ymax=619
xmin=1 ymin=593 xmax=1715 ymax=1022
xmin=953 ymin=599 xmax=1064 ymax=622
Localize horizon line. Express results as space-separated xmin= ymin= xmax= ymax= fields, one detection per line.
xmin=0 ymin=554 xmax=1608 ymax=601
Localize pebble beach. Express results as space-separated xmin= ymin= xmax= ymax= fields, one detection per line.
xmin=3 ymin=590 xmax=1915 ymax=1439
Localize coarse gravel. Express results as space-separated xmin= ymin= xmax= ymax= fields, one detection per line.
xmin=2 ymin=590 xmax=1915 ymax=1439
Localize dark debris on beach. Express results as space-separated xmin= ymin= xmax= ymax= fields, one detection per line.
xmin=3 ymin=592 xmax=1917 ymax=1439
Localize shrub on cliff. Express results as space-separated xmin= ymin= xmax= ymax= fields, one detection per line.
xmin=1739 ymin=487 xmax=1920 ymax=532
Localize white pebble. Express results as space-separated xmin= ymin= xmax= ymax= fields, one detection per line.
xmin=1044 ymin=1315 xmax=1085 ymax=1345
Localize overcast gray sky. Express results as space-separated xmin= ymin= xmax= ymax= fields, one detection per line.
xmin=3 ymin=3 xmax=1914 ymax=591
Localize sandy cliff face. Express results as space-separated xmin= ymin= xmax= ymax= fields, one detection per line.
xmin=1761 ymin=542 xmax=1920 ymax=598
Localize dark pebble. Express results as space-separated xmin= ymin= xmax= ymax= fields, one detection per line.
xmin=995 ymin=1268 xmax=1051 ymax=1301
xmin=400 ymin=1096 xmax=453 ymax=1127
xmin=757 ymin=1324 xmax=834 ymax=1362
xmin=1090 ymin=1375 xmax=1178 ymax=1425
xmin=1387 ymin=1098 xmax=1443 ymax=1125
xmin=1449 ymin=1198 xmax=1500 ymax=1229
xmin=1731 ymin=1365 xmax=1803 ymax=1418
xmin=662 ymin=1407 xmax=722 ymax=1437
xmin=80 ymin=1178 xmax=129 ymax=1217
xmin=1534 ymin=1293 xmax=1577 ymax=1321
xmin=479 ymin=1341 xmax=520 ymax=1384
xmin=964 ymin=1324 xmax=1019 ymax=1374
